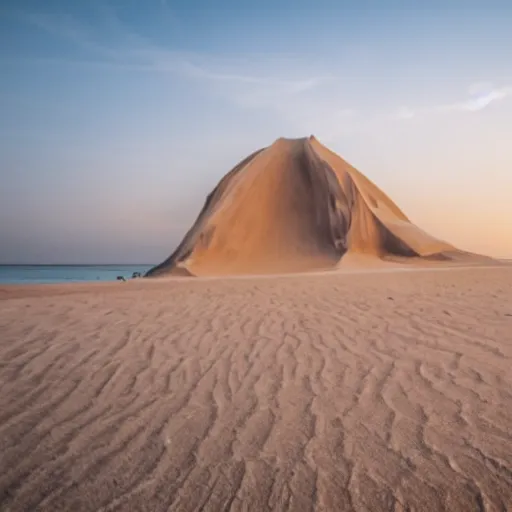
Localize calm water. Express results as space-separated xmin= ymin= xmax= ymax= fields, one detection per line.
xmin=0 ymin=265 xmax=154 ymax=285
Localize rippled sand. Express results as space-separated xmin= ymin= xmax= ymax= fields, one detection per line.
xmin=1 ymin=266 xmax=511 ymax=511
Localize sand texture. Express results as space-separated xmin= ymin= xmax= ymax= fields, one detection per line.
xmin=1 ymin=266 xmax=512 ymax=511
xmin=147 ymin=136 xmax=489 ymax=278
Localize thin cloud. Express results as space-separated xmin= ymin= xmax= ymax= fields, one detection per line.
xmin=396 ymin=83 xmax=512 ymax=120
xmin=396 ymin=107 xmax=415 ymax=120
xmin=19 ymin=11 xmax=123 ymax=61
xmin=459 ymin=87 xmax=512 ymax=111
xmin=14 ymin=8 xmax=330 ymax=94
xmin=10 ymin=6 xmax=355 ymax=139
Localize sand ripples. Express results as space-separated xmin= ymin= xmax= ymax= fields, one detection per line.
xmin=0 ymin=267 xmax=511 ymax=511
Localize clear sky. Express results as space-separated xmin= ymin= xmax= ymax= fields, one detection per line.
xmin=1 ymin=0 xmax=511 ymax=263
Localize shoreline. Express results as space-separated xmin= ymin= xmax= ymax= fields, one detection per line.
xmin=1 ymin=260 xmax=510 ymax=295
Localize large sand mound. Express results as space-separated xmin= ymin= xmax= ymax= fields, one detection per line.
xmin=147 ymin=136 xmax=484 ymax=277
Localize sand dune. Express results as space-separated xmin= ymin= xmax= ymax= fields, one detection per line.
xmin=147 ymin=136 xmax=488 ymax=278
xmin=1 ymin=266 xmax=512 ymax=511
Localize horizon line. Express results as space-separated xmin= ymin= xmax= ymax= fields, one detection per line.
xmin=0 ymin=263 xmax=157 ymax=267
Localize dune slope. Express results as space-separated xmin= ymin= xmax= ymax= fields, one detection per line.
xmin=147 ymin=136 xmax=479 ymax=277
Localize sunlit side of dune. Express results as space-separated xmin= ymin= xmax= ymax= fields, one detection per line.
xmin=147 ymin=136 xmax=490 ymax=277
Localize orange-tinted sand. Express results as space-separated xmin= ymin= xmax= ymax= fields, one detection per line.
xmin=147 ymin=137 xmax=490 ymax=278
xmin=1 ymin=265 xmax=512 ymax=511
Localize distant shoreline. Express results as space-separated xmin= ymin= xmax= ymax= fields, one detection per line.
xmin=0 ymin=263 xmax=156 ymax=267
xmin=1 ymin=262 xmax=510 ymax=293
xmin=0 ymin=264 xmax=154 ymax=286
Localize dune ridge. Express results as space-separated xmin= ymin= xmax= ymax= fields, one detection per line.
xmin=147 ymin=136 xmax=487 ymax=277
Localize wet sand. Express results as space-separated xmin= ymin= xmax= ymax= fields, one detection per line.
xmin=1 ymin=266 xmax=512 ymax=511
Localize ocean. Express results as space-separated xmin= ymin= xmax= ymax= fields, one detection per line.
xmin=0 ymin=265 xmax=154 ymax=285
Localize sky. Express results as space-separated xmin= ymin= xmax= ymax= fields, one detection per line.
xmin=1 ymin=0 xmax=511 ymax=263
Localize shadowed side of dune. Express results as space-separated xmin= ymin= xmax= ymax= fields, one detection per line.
xmin=147 ymin=136 xmax=489 ymax=277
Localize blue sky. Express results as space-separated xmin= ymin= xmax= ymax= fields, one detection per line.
xmin=1 ymin=0 xmax=511 ymax=263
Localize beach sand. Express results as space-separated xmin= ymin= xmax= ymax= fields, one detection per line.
xmin=1 ymin=266 xmax=512 ymax=511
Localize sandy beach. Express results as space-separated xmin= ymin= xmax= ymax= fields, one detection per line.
xmin=1 ymin=265 xmax=512 ymax=511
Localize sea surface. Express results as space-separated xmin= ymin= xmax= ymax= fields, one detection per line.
xmin=0 ymin=265 xmax=154 ymax=285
